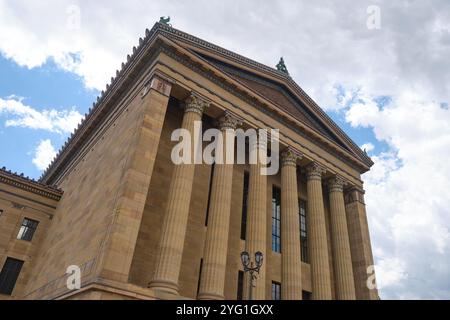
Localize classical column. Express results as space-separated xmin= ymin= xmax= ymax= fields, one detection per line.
xmin=306 ymin=162 xmax=332 ymax=300
xmin=345 ymin=187 xmax=379 ymax=300
xmin=328 ymin=176 xmax=356 ymax=300
xmin=149 ymin=93 xmax=209 ymax=294
xmin=243 ymin=138 xmax=267 ymax=300
xmin=280 ymin=148 xmax=302 ymax=300
xmin=198 ymin=112 xmax=240 ymax=300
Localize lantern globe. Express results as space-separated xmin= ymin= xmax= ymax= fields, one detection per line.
xmin=240 ymin=251 xmax=250 ymax=267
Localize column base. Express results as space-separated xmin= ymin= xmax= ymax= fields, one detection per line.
xmin=148 ymin=279 xmax=179 ymax=295
xmin=197 ymin=292 xmax=225 ymax=300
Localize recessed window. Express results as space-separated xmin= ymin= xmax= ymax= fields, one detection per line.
xmin=240 ymin=171 xmax=249 ymax=240
xmin=0 ymin=257 xmax=24 ymax=295
xmin=299 ymin=199 xmax=309 ymax=263
xmin=17 ymin=218 xmax=39 ymax=241
xmin=271 ymin=281 xmax=281 ymax=300
xmin=272 ymin=186 xmax=281 ymax=253
xmin=0 ymin=209 xmax=3 ymax=217
xmin=237 ymin=270 xmax=244 ymax=300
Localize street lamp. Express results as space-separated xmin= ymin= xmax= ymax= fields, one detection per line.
xmin=240 ymin=251 xmax=264 ymax=300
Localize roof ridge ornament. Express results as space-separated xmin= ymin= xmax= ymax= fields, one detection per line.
xmin=276 ymin=57 xmax=289 ymax=75
xmin=159 ymin=16 xmax=172 ymax=27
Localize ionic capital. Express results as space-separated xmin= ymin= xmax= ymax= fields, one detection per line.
xmin=184 ymin=93 xmax=209 ymax=116
xmin=281 ymin=148 xmax=301 ymax=167
xmin=328 ymin=175 xmax=347 ymax=193
xmin=306 ymin=162 xmax=326 ymax=180
xmin=218 ymin=111 xmax=242 ymax=131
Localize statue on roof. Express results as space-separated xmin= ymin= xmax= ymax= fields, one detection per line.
xmin=159 ymin=16 xmax=172 ymax=27
xmin=276 ymin=57 xmax=289 ymax=75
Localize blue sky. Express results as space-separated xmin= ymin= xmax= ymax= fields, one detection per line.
xmin=0 ymin=55 xmax=98 ymax=179
xmin=1 ymin=0 xmax=450 ymax=299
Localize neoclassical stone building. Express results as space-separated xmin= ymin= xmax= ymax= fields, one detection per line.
xmin=0 ymin=22 xmax=378 ymax=300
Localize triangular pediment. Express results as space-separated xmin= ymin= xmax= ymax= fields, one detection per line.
xmin=198 ymin=55 xmax=349 ymax=150
xmin=151 ymin=23 xmax=372 ymax=168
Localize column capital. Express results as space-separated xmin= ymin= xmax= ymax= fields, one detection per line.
xmin=218 ymin=111 xmax=242 ymax=131
xmin=306 ymin=162 xmax=326 ymax=181
xmin=281 ymin=148 xmax=302 ymax=167
xmin=185 ymin=93 xmax=209 ymax=116
xmin=328 ymin=175 xmax=347 ymax=193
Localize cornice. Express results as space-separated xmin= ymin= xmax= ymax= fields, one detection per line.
xmin=0 ymin=167 xmax=62 ymax=201
xmin=39 ymin=22 xmax=371 ymax=184
xmin=153 ymin=23 xmax=373 ymax=167
xmin=153 ymin=23 xmax=288 ymax=80
xmin=158 ymin=45 xmax=369 ymax=173
xmin=39 ymin=31 xmax=167 ymax=184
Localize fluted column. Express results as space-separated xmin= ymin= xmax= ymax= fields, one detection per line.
xmin=306 ymin=162 xmax=332 ymax=300
xmin=328 ymin=176 xmax=356 ymax=300
xmin=243 ymin=138 xmax=267 ymax=300
xmin=149 ymin=93 xmax=209 ymax=294
xmin=280 ymin=148 xmax=302 ymax=300
xmin=198 ymin=112 xmax=241 ymax=300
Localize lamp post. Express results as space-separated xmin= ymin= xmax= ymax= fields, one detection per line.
xmin=240 ymin=251 xmax=264 ymax=300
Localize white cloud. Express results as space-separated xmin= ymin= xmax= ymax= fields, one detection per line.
xmin=375 ymin=256 xmax=408 ymax=289
xmin=0 ymin=0 xmax=447 ymax=100
xmin=1 ymin=0 xmax=449 ymax=299
xmin=32 ymin=139 xmax=57 ymax=171
xmin=346 ymin=89 xmax=450 ymax=299
xmin=0 ymin=97 xmax=83 ymax=134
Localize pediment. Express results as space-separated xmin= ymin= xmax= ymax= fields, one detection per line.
xmin=151 ymin=23 xmax=372 ymax=168
xmin=200 ymin=56 xmax=349 ymax=150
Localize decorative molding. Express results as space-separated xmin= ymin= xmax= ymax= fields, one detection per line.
xmin=306 ymin=162 xmax=326 ymax=181
xmin=184 ymin=92 xmax=210 ymax=116
xmin=218 ymin=111 xmax=242 ymax=131
xmin=0 ymin=168 xmax=63 ymax=201
xmin=281 ymin=148 xmax=301 ymax=167
xmin=328 ymin=175 xmax=347 ymax=193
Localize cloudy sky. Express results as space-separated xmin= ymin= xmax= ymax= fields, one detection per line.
xmin=1 ymin=0 xmax=449 ymax=299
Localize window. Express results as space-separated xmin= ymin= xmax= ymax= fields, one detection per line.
xmin=204 ymin=164 xmax=215 ymax=226
xmin=272 ymin=186 xmax=281 ymax=253
xmin=196 ymin=259 xmax=203 ymax=296
xmin=17 ymin=218 xmax=39 ymax=241
xmin=271 ymin=281 xmax=281 ymax=300
xmin=0 ymin=258 xmax=24 ymax=295
xmin=237 ymin=270 xmax=244 ymax=300
xmin=240 ymin=171 xmax=249 ymax=240
xmin=302 ymin=290 xmax=312 ymax=300
xmin=299 ymin=200 xmax=309 ymax=263
xmin=0 ymin=209 xmax=3 ymax=217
